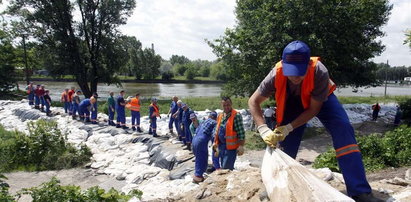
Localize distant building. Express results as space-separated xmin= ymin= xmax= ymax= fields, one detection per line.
xmin=404 ymin=77 xmax=411 ymax=84
xmin=35 ymin=69 xmax=49 ymax=76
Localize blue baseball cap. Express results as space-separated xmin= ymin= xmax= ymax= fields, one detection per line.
xmin=209 ymin=112 xmax=217 ymax=119
xmin=281 ymin=40 xmax=311 ymax=76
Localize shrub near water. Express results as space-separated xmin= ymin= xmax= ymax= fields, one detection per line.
xmin=313 ymin=125 xmax=411 ymax=172
xmin=0 ymin=120 xmax=91 ymax=172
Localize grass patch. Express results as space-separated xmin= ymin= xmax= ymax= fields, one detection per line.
xmin=338 ymin=95 xmax=411 ymax=104
xmin=245 ymin=131 xmax=266 ymax=150
xmin=0 ymin=121 xmax=91 ymax=172
xmin=0 ymin=177 xmax=142 ymax=202
xmin=313 ymin=125 xmax=411 ymax=172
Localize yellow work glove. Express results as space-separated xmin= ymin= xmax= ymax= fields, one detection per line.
xmin=257 ymin=124 xmax=293 ymax=148
xmin=212 ymin=143 xmax=219 ymax=158
xmin=274 ymin=124 xmax=294 ymax=137
xmin=237 ymin=145 xmax=244 ymax=156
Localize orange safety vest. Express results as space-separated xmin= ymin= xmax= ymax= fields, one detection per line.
xmin=214 ymin=109 xmax=239 ymax=150
xmin=128 ymin=98 xmax=141 ymax=111
xmin=150 ymin=104 xmax=160 ymax=117
xmin=274 ymin=57 xmax=336 ymax=125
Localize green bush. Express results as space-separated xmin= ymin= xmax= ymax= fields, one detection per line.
xmin=399 ymin=98 xmax=411 ymax=120
xmin=313 ymin=125 xmax=411 ymax=172
xmin=245 ymin=131 xmax=266 ymax=150
xmin=10 ymin=177 xmax=143 ymax=202
xmin=0 ymin=120 xmax=92 ymax=172
xmin=0 ymin=174 xmax=14 ymax=202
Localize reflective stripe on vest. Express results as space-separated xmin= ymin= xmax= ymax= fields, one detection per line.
xmin=129 ymin=98 xmax=141 ymax=111
xmin=150 ymin=104 xmax=160 ymax=117
xmin=274 ymin=57 xmax=336 ymax=125
xmin=214 ymin=109 xmax=239 ymax=150
xmin=335 ymin=144 xmax=360 ymax=158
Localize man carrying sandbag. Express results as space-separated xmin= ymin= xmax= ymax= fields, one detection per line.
xmin=248 ymin=40 xmax=382 ymax=202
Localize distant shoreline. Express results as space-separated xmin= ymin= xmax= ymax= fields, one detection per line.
xmin=25 ymin=78 xmax=225 ymax=84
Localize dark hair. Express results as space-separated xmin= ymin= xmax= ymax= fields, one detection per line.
xmin=136 ymin=93 xmax=140 ymax=96
xmin=221 ymin=96 xmax=231 ymax=102
xmin=266 ymin=105 xmax=270 ymax=108
xmin=120 ymin=90 xmax=125 ymax=93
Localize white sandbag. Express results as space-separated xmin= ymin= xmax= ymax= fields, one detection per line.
xmin=261 ymin=147 xmax=354 ymax=202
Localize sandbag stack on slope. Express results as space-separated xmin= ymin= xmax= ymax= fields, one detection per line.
xmin=261 ymin=147 xmax=354 ymax=202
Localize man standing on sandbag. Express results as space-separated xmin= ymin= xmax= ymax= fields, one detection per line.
xmin=213 ymin=97 xmax=245 ymax=170
xmin=248 ymin=40 xmax=382 ymax=202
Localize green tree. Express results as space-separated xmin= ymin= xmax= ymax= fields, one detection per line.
xmin=170 ymin=55 xmax=190 ymax=65
xmin=405 ymin=29 xmax=411 ymax=49
xmin=139 ymin=47 xmax=162 ymax=79
xmin=160 ymin=61 xmax=174 ymax=80
xmin=120 ymin=36 xmax=142 ymax=78
xmin=184 ymin=63 xmax=196 ymax=80
xmin=209 ymin=0 xmax=392 ymax=96
xmin=210 ymin=60 xmax=228 ymax=80
xmin=8 ymin=0 xmax=136 ymax=97
xmin=0 ymin=26 xmax=17 ymax=93
xmin=172 ymin=63 xmax=188 ymax=76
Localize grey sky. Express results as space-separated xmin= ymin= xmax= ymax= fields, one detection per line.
xmin=1 ymin=0 xmax=410 ymax=66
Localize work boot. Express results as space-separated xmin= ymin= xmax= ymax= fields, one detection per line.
xmin=35 ymin=106 xmax=39 ymax=109
xmin=72 ymin=115 xmax=77 ymax=120
xmin=84 ymin=117 xmax=91 ymax=123
xmin=132 ymin=127 xmax=136 ymax=131
xmin=153 ymin=132 xmax=158 ymax=137
xmin=110 ymin=121 xmax=116 ymax=126
xmin=116 ymin=124 xmax=121 ymax=128
xmin=122 ymin=125 xmax=129 ymax=130
xmin=352 ymin=193 xmax=384 ymax=202
xmin=148 ymin=128 xmax=152 ymax=134
xmin=137 ymin=127 xmax=143 ymax=133
xmin=192 ymin=175 xmax=204 ymax=184
xmin=79 ymin=116 xmax=85 ymax=121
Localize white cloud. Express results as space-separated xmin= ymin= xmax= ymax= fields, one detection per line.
xmin=119 ymin=0 xmax=237 ymax=61
xmin=372 ymin=0 xmax=411 ymax=66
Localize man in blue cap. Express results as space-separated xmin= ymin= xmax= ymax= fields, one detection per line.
xmin=182 ymin=103 xmax=193 ymax=150
xmin=192 ymin=111 xmax=218 ymax=183
xmin=248 ymin=40 xmax=382 ymax=202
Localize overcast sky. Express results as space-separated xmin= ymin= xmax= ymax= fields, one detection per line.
xmin=1 ymin=0 xmax=410 ymax=66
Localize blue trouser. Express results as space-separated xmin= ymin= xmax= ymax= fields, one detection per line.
xmin=40 ymin=96 xmax=45 ymax=106
xmin=108 ymin=106 xmax=115 ymax=121
xmin=183 ymin=122 xmax=192 ymax=143
xmin=68 ymin=102 xmax=73 ymax=115
xmin=45 ymin=102 xmax=50 ymax=113
xmin=279 ymin=93 xmax=371 ymax=197
xmin=64 ymin=102 xmax=70 ymax=113
xmin=116 ymin=107 xmax=125 ymax=124
xmin=215 ymin=125 xmax=237 ymax=170
xmin=72 ymin=103 xmax=79 ymax=116
xmin=175 ymin=119 xmax=182 ymax=137
xmin=79 ymin=106 xmax=90 ymax=118
xmin=28 ymin=93 xmax=34 ymax=105
xmin=193 ymin=134 xmax=210 ymax=177
xmin=131 ymin=111 xmax=140 ymax=127
xmin=35 ymin=95 xmax=40 ymax=106
xmin=265 ymin=117 xmax=274 ymax=129
xmin=91 ymin=104 xmax=97 ymax=120
xmin=149 ymin=117 xmax=157 ymax=134
xmin=168 ymin=116 xmax=177 ymax=130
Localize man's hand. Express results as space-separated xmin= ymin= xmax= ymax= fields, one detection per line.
xmin=237 ymin=145 xmax=244 ymax=156
xmin=167 ymin=114 xmax=170 ymax=118
xmin=273 ymin=123 xmax=293 ymax=137
xmin=212 ymin=144 xmax=219 ymax=157
xmin=257 ymin=124 xmax=292 ymax=148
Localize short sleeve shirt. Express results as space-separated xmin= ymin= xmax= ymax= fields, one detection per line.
xmin=258 ymin=61 xmax=330 ymax=102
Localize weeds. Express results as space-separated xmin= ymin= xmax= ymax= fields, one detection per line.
xmin=313 ymin=125 xmax=411 ymax=172
xmin=0 ymin=120 xmax=92 ymax=172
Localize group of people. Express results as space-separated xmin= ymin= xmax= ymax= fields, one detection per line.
xmin=25 ymin=82 xmax=52 ymax=115
xmin=165 ymin=96 xmax=245 ymax=183
xmin=25 ymin=40 xmax=391 ymax=201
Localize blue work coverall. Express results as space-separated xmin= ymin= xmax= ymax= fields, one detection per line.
xmin=78 ymin=99 xmax=91 ymax=120
xmin=168 ymin=101 xmax=179 ymax=130
xmin=182 ymin=109 xmax=193 ymax=143
xmin=192 ymin=118 xmax=217 ymax=177
xmin=116 ymin=96 xmax=126 ymax=125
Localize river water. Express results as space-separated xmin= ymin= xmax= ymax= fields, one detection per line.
xmin=19 ymin=81 xmax=411 ymax=100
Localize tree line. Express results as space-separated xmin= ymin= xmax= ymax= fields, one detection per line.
xmin=1 ymin=0 xmax=410 ymax=97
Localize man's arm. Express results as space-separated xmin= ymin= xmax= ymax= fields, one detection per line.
xmin=289 ymin=97 xmax=323 ymax=129
xmin=248 ymin=89 xmax=269 ymax=127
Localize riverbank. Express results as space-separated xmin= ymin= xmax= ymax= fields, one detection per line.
xmin=26 ymin=77 xmax=225 ymax=84
xmin=1 ymin=101 xmax=410 ymax=201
